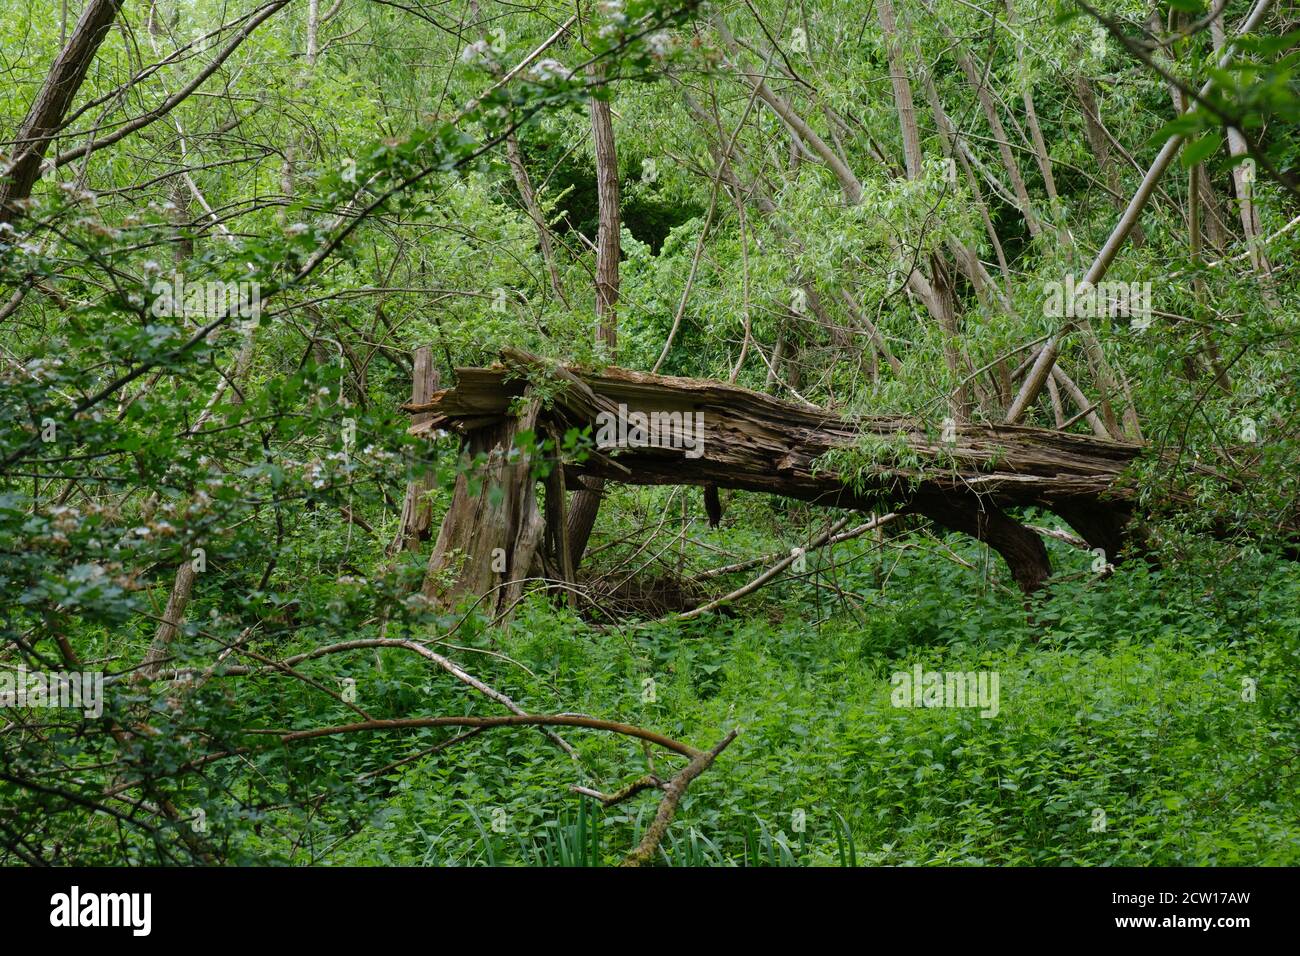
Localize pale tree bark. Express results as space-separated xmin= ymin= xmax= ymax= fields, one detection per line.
xmin=1188 ymin=163 xmax=1233 ymax=393
xmin=1210 ymin=14 xmax=1274 ymax=285
xmin=1051 ymin=365 xmax=1111 ymax=439
xmin=736 ymin=65 xmax=864 ymax=202
xmin=142 ymin=1 xmax=196 ymax=260
xmin=140 ymin=561 xmax=197 ymax=680
xmin=713 ymin=18 xmax=863 ymax=202
xmin=874 ymin=6 xmax=972 ymax=418
xmin=53 ymin=0 xmax=293 ymax=170
xmin=718 ymin=22 xmax=952 ymax=328
xmin=137 ymin=0 xmax=302 ymax=675
xmin=1046 ymin=371 xmax=1066 ymax=428
xmin=1006 ymin=0 xmax=1276 ymax=427
xmin=505 ymin=134 xmax=569 ymax=307
xmin=677 ymin=88 xmax=890 ymax=378
xmin=141 ymin=335 xmax=259 ymax=677
xmin=923 ymin=75 xmax=1013 ymax=294
xmin=929 ymin=253 xmax=976 ymax=420
xmin=1020 ymin=83 xmax=1058 ymax=207
xmin=718 ymin=11 xmax=990 ymax=414
xmin=920 ymin=0 xmax=1041 ymax=238
xmin=1074 ymin=74 xmax=1129 ymax=222
xmin=469 ymin=0 xmax=569 ymax=306
xmin=565 ymin=66 xmax=621 ymax=569
xmin=1004 ymin=0 xmax=1059 ymax=213
xmin=1193 ymin=151 xmax=1231 ymax=253
xmin=876 ymin=0 xmax=923 ymax=180
xmin=1148 ymin=8 xmax=1233 ymax=253
xmin=1150 ymin=14 xmax=1235 ymax=255
xmin=307 ymin=0 xmax=320 ymax=66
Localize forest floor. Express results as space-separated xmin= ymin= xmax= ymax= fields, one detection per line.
xmin=236 ymin=489 xmax=1300 ymax=866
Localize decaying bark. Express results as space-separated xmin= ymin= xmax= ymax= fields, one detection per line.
xmin=409 ymin=350 xmax=1170 ymax=598
xmin=421 ymin=397 xmax=545 ymax=618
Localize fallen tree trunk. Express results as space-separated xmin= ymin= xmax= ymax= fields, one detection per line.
xmin=407 ymin=349 xmax=1170 ymax=600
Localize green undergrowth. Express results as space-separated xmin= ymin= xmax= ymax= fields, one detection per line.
xmin=262 ymin=533 xmax=1300 ymax=866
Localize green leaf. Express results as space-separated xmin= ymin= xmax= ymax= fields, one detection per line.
xmin=1181 ymin=131 xmax=1223 ymax=167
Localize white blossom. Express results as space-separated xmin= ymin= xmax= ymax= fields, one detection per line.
xmin=646 ymin=31 xmax=673 ymax=57
xmin=528 ymin=58 xmax=571 ymax=82
xmin=460 ymin=39 xmax=494 ymax=67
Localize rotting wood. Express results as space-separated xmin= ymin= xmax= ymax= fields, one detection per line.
xmin=405 ymin=346 xmax=1297 ymax=608
xmin=407 ymin=349 xmax=1170 ymax=598
xmin=420 ymin=394 xmax=544 ymax=617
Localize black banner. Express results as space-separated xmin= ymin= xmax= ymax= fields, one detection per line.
xmin=0 ymin=866 xmax=1286 ymax=942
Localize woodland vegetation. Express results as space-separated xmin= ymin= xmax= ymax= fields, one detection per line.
xmin=1 ymin=0 xmax=1298 ymax=865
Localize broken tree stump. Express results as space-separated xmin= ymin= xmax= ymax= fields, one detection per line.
xmin=421 ymin=396 xmax=546 ymax=618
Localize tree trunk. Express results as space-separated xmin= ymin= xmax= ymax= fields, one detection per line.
xmin=389 ymin=346 xmax=440 ymax=554
xmin=1211 ymin=15 xmax=1275 ymax=286
xmin=876 ymin=0 xmax=923 ymax=180
xmin=422 ymin=399 xmax=545 ymax=617
xmin=0 ymin=0 xmax=124 ymax=223
xmin=566 ymin=66 xmax=621 ymax=570
xmin=412 ymin=350 xmax=1182 ymax=594
xmin=1008 ymin=0 xmax=1277 ymax=421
